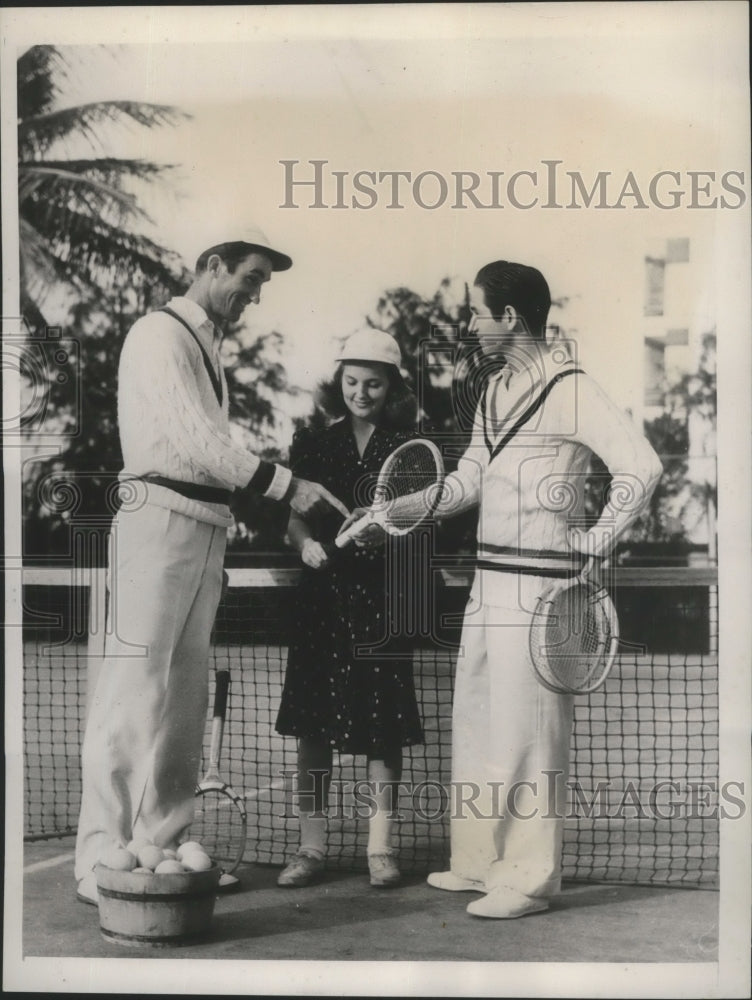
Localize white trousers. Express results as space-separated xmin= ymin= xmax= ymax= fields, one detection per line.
xmin=449 ymin=571 xmax=574 ymax=898
xmin=74 ymin=504 xmax=225 ymax=881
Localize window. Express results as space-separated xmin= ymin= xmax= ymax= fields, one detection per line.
xmin=644 ymin=257 xmax=665 ymax=316
xmin=644 ymin=337 xmax=666 ymax=406
xmin=666 ymin=238 xmax=690 ymax=263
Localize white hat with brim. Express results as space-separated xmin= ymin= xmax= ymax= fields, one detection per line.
xmin=339 ymin=328 xmax=402 ymax=368
xmin=194 ymin=225 xmax=292 ymax=272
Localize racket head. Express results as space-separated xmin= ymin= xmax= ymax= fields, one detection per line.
xmin=372 ymin=438 xmax=445 ymax=536
xmin=529 ymin=579 xmax=619 ymax=694
xmin=191 ymin=782 xmax=247 ymax=874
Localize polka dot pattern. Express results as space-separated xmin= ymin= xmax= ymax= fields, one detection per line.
xmin=275 ymin=420 xmax=424 ymax=756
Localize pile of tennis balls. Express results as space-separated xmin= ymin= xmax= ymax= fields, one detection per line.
xmin=99 ymin=839 xmax=213 ymax=874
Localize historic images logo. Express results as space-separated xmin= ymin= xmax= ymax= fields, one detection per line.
xmin=280 ymin=160 xmax=748 ymax=211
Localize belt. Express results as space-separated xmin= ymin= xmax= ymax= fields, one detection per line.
xmin=475 ymin=559 xmax=581 ymax=579
xmin=128 ymin=475 xmax=231 ymax=505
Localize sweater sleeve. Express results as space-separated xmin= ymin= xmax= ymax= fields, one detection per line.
xmin=120 ymin=318 xmax=292 ymax=499
xmin=435 ymin=403 xmax=484 ymax=517
xmin=563 ymin=374 xmax=663 ymax=552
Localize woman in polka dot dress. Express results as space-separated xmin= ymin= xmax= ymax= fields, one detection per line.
xmin=275 ymin=329 xmax=424 ymax=888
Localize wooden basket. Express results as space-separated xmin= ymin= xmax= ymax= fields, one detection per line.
xmin=95 ymin=864 xmax=221 ymax=947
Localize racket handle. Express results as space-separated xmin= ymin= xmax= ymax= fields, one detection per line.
xmin=580 ymin=555 xmax=605 ymax=584
xmin=334 ymin=510 xmax=375 ymax=548
xmin=213 ymin=668 xmax=230 ymax=720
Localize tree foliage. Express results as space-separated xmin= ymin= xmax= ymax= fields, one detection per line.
xmin=18 ymin=45 xmax=189 ymax=329
xmin=223 ymin=329 xmax=303 ymax=554
xmin=368 ymin=280 xmax=474 ymax=434
xmin=625 ymin=331 xmax=717 ymax=553
xmin=19 ymin=46 xmax=191 ymax=560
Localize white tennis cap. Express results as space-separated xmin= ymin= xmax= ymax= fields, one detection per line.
xmin=339 ymin=328 xmax=402 ymax=368
xmin=193 ymin=225 xmax=292 ymax=272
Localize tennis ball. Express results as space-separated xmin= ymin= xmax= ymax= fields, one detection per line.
xmin=154 ymin=859 xmax=186 ymax=874
xmin=162 ymin=848 xmax=178 ymax=860
xmin=181 ymin=850 xmax=212 ymax=872
xmin=100 ymin=846 xmax=137 ymax=871
xmin=125 ymin=837 xmax=149 ymax=855
xmin=176 ymin=841 xmax=203 ymax=860
xmin=137 ymin=844 xmax=165 ymax=870
xmin=131 ymin=867 xmax=152 ymax=874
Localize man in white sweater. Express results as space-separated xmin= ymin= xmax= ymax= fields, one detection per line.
xmin=421 ymin=260 xmax=663 ymax=918
xmin=75 ymin=228 xmax=348 ymax=903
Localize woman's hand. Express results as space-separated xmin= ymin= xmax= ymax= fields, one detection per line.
xmin=337 ymin=508 xmax=387 ymax=549
xmin=300 ymin=538 xmax=331 ymax=570
xmin=353 ymin=523 xmax=387 ymax=548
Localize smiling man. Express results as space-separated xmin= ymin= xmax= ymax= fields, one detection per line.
xmin=74 ymin=227 xmax=348 ymax=904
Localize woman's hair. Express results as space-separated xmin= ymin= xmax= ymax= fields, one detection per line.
xmin=473 ymin=260 xmax=551 ymax=340
xmin=316 ymin=360 xmax=418 ymax=430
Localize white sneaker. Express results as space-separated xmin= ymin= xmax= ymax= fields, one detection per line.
xmin=466 ymin=885 xmax=549 ymax=919
xmin=427 ymin=870 xmax=486 ymax=893
xmin=76 ymin=872 xmax=99 ymax=907
xmin=368 ymin=851 xmax=401 ymax=888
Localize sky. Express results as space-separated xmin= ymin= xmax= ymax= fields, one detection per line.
xmin=6 ymin=2 xmax=747 ymax=408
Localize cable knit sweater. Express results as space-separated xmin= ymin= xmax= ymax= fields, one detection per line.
xmin=442 ymin=344 xmax=663 ymax=584
xmin=117 ymin=296 xmax=292 ymax=527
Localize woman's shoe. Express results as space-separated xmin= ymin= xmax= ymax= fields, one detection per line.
xmin=277 ymin=851 xmax=325 ymax=887
xmin=368 ymin=851 xmax=401 ymax=888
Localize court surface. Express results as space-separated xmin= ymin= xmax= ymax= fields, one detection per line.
xmin=18 ymin=568 xmax=723 ymax=989
xmin=22 ymin=836 xmax=718 ymax=964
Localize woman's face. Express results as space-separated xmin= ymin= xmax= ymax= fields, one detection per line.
xmin=341 ymin=363 xmax=390 ymax=423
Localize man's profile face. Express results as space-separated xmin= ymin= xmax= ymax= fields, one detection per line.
xmin=468 ymin=284 xmax=513 ymax=356
xmin=208 ymin=251 xmax=273 ymax=324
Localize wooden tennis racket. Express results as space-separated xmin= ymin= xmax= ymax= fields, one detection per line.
xmin=190 ymin=668 xmax=247 ymax=874
xmin=335 ymin=438 xmax=445 ymax=548
xmin=528 ymin=561 xmax=619 ymax=695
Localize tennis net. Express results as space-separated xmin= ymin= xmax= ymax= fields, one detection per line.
xmin=20 ymin=562 xmax=719 ymax=888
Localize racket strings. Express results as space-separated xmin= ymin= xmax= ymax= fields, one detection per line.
xmin=530 ymin=584 xmax=617 ymax=692
xmin=376 ymin=443 xmax=443 ymax=528
xmin=191 ymin=787 xmax=247 ymax=870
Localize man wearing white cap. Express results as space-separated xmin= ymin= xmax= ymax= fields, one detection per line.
xmin=75 ymin=227 xmax=348 ymax=903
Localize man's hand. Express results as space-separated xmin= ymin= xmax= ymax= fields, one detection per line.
xmin=567 ymin=526 xmax=615 ymax=586
xmin=336 ymin=507 xmax=387 ymax=548
xmin=300 ymin=538 xmax=331 ymax=570
xmin=287 ymin=477 xmax=350 ymax=519
xmin=567 ymin=524 xmax=616 ymax=561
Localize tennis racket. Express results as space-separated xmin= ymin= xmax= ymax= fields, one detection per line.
xmin=335 ymin=438 xmax=445 ymax=548
xmin=528 ymin=561 xmax=619 ymax=695
xmin=190 ymin=668 xmax=247 ymax=874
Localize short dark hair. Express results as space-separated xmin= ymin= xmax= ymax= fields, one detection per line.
xmin=473 ymin=261 xmax=551 ymax=340
xmin=195 ymin=242 xmax=268 ymax=275
xmin=316 ymin=362 xmax=418 ymax=430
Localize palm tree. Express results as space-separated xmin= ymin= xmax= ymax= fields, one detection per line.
xmin=17 ymin=45 xmax=189 ymax=328
xmin=18 ymin=45 xmax=194 ymax=560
